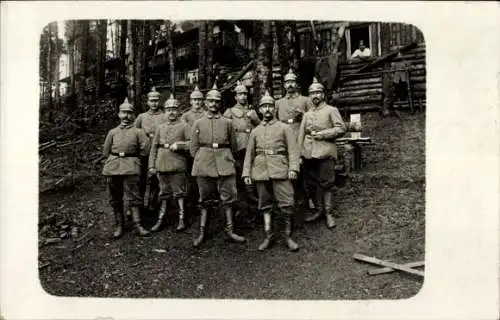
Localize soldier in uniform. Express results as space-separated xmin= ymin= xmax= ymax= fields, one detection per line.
xmin=102 ymin=98 xmax=150 ymax=238
xmin=135 ymin=87 xmax=165 ymax=210
xmin=223 ymin=81 xmax=260 ymax=211
xmin=243 ymin=91 xmax=300 ymax=251
xmin=181 ymin=85 xmax=206 ymax=208
xmin=298 ymin=78 xmax=347 ymax=228
xmin=275 ymin=68 xmax=314 ymax=212
xmin=149 ymin=94 xmax=190 ymax=232
xmin=190 ymin=84 xmax=246 ymax=247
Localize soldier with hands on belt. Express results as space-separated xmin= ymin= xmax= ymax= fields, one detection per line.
xmin=298 ymin=78 xmax=347 ymax=228
xmin=242 ymin=90 xmax=300 ymax=252
xmin=223 ymin=81 xmax=260 ymax=210
xmin=135 ymin=87 xmax=165 ymax=210
xmin=102 ymin=98 xmax=151 ymax=238
xmin=190 ymin=84 xmax=246 ymax=247
xmin=149 ymin=94 xmax=191 ymax=232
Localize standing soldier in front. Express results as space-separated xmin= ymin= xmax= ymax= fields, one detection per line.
xmin=190 ymin=84 xmax=246 ymax=247
xmin=243 ymin=91 xmax=300 ymax=251
xmin=102 ymin=98 xmax=150 ymax=238
xmin=135 ymin=87 xmax=165 ymax=210
xmin=275 ymin=69 xmax=314 ymax=212
xmin=298 ymin=78 xmax=347 ymax=229
xmin=223 ymin=81 xmax=260 ymax=213
xmin=149 ymin=94 xmax=191 ymax=232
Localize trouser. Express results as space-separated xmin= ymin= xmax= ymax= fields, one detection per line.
xmin=255 ymin=179 xmax=294 ymax=211
xmin=234 ymin=149 xmax=258 ymax=211
xmin=107 ymin=175 xmax=142 ymax=209
xmin=197 ymin=175 xmax=237 ymax=209
xmin=139 ymin=156 xmax=159 ymax=207
xmin=157 ymin=171 xmax=188 ymax=200
xmin=186 ymin=156 xmax=200 ymax=204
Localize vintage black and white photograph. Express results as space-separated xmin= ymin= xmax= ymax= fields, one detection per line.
xmin=37 ymin=19 xmax=426 ymax=299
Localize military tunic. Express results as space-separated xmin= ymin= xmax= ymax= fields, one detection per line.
xmin=242 ymin=119 xmax=300 ymax=210
xmin=297 ymin=102 xmax=346 ymax=190
xmin=149 ymin=119 xmax=190 ymax=200
xmin=102 ymin=123 xmax=150 ymax=207
xmin=275 ymin=92 xmax=312 ymax=140
xmin=181 ymin=108 xmax=205 ymax=133
xmin=190 ymin=113 xmax=238 ymax=206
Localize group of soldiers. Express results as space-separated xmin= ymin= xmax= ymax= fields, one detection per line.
xmin=102 ymin=68 xmax=347 ymax=252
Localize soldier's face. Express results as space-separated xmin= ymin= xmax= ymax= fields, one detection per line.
xmin=284 ymin=80 xmax=297 ymax=92
xmin=236 ymin=92 xmax=248 ymax=105
xmin=165 ymin=108 xmax=179 ymax=121
xmin=118 ymin=110 xmax=134 ymax=124
xmin=205 ymin=99 xmax=220 ymax=113
xmin=191 ymin=98 xmax=203 ymax=110
xmin=148 ymin=98 xmax=160 ymax=110
xmin=259 ymin=104 xmax=275 ymax=120
xmin=309 ymin=91 xmax=324 ymax=105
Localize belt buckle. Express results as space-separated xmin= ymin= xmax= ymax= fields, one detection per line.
xmin=149 ymin=133 xmax=154 ymax=138
xmin=164 ymin=143 xmax=170 ymax=148
xmin=287 ymin=119 xmax=294 ymax=124
xmin=245 ymin=128 xmax=251 ymax=133
xmin=118 ymin=152 xmax=125 ymax=157
xmin=265 ymin=149 xmax=274 ymax=155
xmin=311 ymin=130 xmax=317 ymax=135
xmin=212 ymin=143 xmax=219 ymax=149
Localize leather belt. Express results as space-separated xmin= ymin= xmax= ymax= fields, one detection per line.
xmin=200 ymin=143 xmax=230 ymax=149
xmin=157 ymin=143 xmax=173 ymax=148
xmin=147 ymin=133 xmax=155 ymax=138
xmin=235 ymin=128 xmax=252 ymax=133
xmin=281 ymin=119 xmax=295 ymax=124
xmin=111 ymin=152 xmax=140 ymax=157
xmin=255 ymin=148 xmax=287 ymax=155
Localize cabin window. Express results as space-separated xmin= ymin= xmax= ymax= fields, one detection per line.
xmin=345 ymin=24 xmax=375 ymax=59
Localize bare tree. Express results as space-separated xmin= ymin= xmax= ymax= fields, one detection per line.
xmin=126 ymin=20 xmax=136 ymax=106
xmin=252 ymin=21 xmax=273 ymax=108
xmin=95 ymin=20 xmax=107 ymax=100
xmin=197 ymin=21 xmax=207 ymax=89
xmin=164 ymin=20 xmax=175 ymax=96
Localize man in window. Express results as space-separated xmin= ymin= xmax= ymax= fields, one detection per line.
xmin=350 ymin=40 xmax=372 ymax=61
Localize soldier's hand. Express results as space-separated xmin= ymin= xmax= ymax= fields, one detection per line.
xmin=246 ymin=111 xmax=253 ymax=118
xmin=288 ymin=171 xmax=298 ymax=180
xmin=312 ymin=132 xmax=324 ymax=140
xmin=170 ymin=143 xmax=178 ymax=151
xmin=149 ymin=168 xmax=156 ymax=175
xmin=243 ymin=177 xmax=252 ymax=185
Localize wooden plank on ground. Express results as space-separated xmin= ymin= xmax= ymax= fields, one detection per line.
xmin=368 ymin=261 xmax=425 ymax=276
xmin=353 ymin=253 xmax=425 ymax=277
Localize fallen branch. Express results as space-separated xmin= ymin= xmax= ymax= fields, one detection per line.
xmin=39 ymin=141 xmax=57 ymax=152
xmin=353 ymin=253 xmax=424 ymax=277
xmin=368 ymin=261 xmax=425 ymax=276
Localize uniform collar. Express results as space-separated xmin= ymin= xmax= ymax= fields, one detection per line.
xmin=165 ymin=118 xmax=180 ymax=125
xmin=285 ymin=92 xmax=299 ymax=99
xmin=312 ymin=101 xmax=326 ymax=110
xmin=261 ymin=118 xmax=277 ymax=126
xmin=147 ymin=109 xmax=162 ymax=115
xmin=119 ymin=123 xmax=134 ymax=129
xmin=206 ymin=113 xmax=221 ymax=119
xmin=191 ymin=108 xmax=204 ymax=113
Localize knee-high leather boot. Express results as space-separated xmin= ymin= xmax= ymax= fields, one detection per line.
xmin=176 ymin=197 xmax=186 ymax=231
xmin=193 ymin=206 xmax=208 ymax=247
xmin=282 ymin=206 xmax=299 ymax=251
xmin=151 ymin=200 xmax=167 ymax=232
xmin=305 ymin=188 xmax=324 ymax=222
xmin=111 ymin=203 xmax=125 ymax=239
xmin=130 ymin=206 xmax=150 ymax=236
xmin=223 ymin=206 xmax=246 ymax=243
xmin=323 ymin=190 xmax=336 ymax=229
xmin=258 ymin=211 xmax=273 ymax=251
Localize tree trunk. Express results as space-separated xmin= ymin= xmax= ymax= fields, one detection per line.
xmin=126 ymin=20 xmax=136 ymax=107
xmin=134 ymin=20 xmax=145 ymax=111
xmin=118 ymin=20 xmax=128 ymax=105
xmin=52 ymin=22 xmax=60 ymax=110
xmin=77 ymin=20 xmax=90 ymax=116
xmin=68 ymin=21 xmax=76 ymax=113
xmin=206 ymin=21 xmax=214 ymax=88
xmin=165 ymin=20 xmax=175 ymax=96
xmin=96 ymin=19 xmax=107 ymax=100
xmin=46 ymin=23 xmax=53 ymax=111
xmin=252 ymin=21 xmax=273 ymax=109
xmin=197 ymin=21 xmax=207 ymax=89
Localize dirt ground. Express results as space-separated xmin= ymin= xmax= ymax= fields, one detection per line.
xmin=38 ymin=111 xmax=425 ymax=299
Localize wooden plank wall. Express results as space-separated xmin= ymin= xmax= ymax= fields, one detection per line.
xmin=337 ymin=42 xmax=426 ymax=112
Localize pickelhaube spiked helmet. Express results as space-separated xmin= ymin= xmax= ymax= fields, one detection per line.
xmin=308 ymin=77 xmax=324 ymax=93
xmin=190 ymin=85 xmax=204 ymax=99
xmin=119 ymin=97 xmax=134 ymax=112
xmin=147 ymin=86 xmax=161 ymax=99
xmin=259 ymin=90 xmax=275 ymax=106
xmin=284 ymin=68 xmax=297 ymax=82
xmin=164 ymin=93 xmax=180 ymax=108
xmin=206 ymin=83 xmax=221 ymax=101
xmin=234 ymin=81 xmax=248 ymax=94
